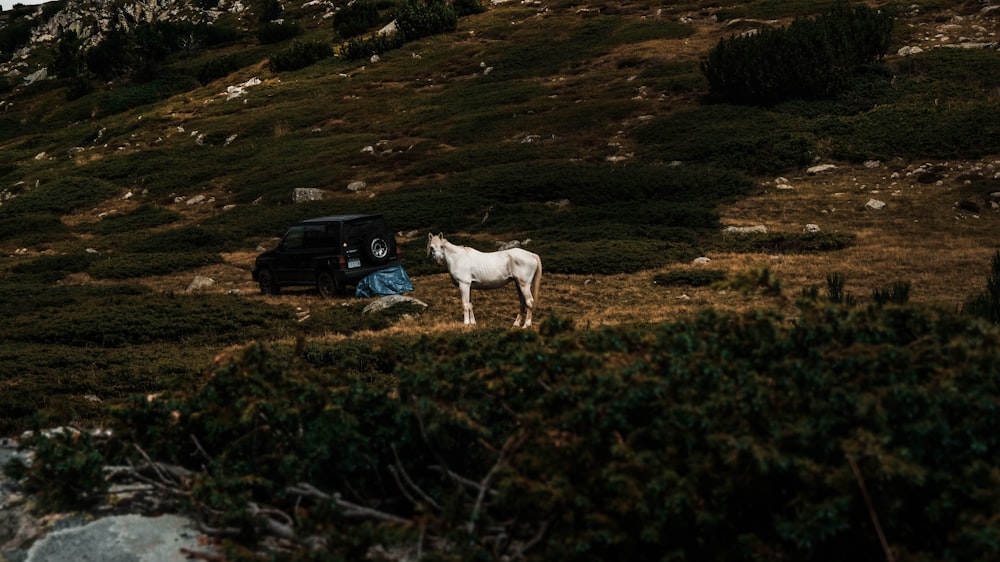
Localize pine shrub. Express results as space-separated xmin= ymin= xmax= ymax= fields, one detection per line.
xmin=701 ymin=2 xmax=893 ymax=105
xmin=268 ymin=40 xmax=334 ymax=72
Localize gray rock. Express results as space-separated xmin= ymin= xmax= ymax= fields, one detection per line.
xmin=293 ymin=188 xmax=325 ymax=203
xmin=25 ymin=514 xmax=211 ymax=562
xmin=363 ymin=295 xmax=427 ymax=314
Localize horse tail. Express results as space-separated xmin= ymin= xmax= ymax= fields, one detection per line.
xmin=532 ymin=253 xmax=542 ymax=307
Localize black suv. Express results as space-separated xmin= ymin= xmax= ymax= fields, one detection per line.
xmin=252 ymin=214 xmax=403 ymax=297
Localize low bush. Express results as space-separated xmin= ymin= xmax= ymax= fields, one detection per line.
xmin=333 ymin=0 xmax=382 ymax=39
xmin=257 ymin=21 xmax=302 ymax=45
xmin=79 ymin=205 xmax=180 ymax=235
xmin=19 ymin=302 xmax=1000 ymax=561
xmin=392 ymin=0 xmax=457 ymax=42
xmin=86 ymin=251 xmax=222 ymax=280
xmin=653 ymin=268 xmax=726 ymax=287
xmin=268 ymin=40 xmax=334 ymax=72
xmin=0 ymin=176 xmax=120 ymax=216
xmin=712 ymin=231 xmax=857 ymax=254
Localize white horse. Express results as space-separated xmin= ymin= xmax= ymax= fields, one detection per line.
xmin=427 ymin=233 xmax=542 ymax=328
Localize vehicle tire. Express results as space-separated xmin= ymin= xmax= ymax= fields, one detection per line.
xmin=258 ymin=268 xmax=280 ymax=295
xmin=366 ymin=234 xmax=391 ymax=263
xmin=317 ymin=271 xmax=340 ymax=298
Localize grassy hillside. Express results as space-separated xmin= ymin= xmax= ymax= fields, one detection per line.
xmin=3 ymin=0 xmax=1000 ymax=559
xmin=1 ymin=0 xmax=999 ymax=432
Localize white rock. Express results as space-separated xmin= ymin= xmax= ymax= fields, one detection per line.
xmin=865 ymin=199 xmax=887 ymax=210
xmin=723 ymin=225 xmax=768 ymax=234
xmin=807 ymin=164 xmax=837 ymax=175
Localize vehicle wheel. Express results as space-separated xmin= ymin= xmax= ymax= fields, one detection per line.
xmin=317 ymin=271 xmax=340 ymax=298
xmin=366 ymin=234 xmax=391 ymax=263
xmin=258 ymin=269 xmax=280 ymax=295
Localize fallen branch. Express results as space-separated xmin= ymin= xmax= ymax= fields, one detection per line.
xmin=847 ymin=454 xmax=895 ymax=562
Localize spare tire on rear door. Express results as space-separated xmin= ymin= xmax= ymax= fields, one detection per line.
xmin=366 ymin=233 xmax=391 ymax=263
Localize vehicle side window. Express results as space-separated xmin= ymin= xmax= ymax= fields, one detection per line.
xmin=325 ymin=225 xmax=341 ymax=249
xmin=303 ymin=226 xmax=328 ymax=249
xmin=283 ymin=227 xmax=305 ymax=250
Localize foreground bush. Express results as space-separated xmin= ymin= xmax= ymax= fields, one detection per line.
xmin=14 ymin=299 xmax=1000 ymax=561
xmin=701 ymin=3 xmax=893 ymax=105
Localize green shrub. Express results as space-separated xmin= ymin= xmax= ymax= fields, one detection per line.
xmin=392 ymin=0 xmax=457 ymax=42
xmin=701 ymin=3 xmax=893 ymax=105
xmin=196 ymin=53 xmax=253 ymax=85
xmin=27 ymin=304 xmax=1000 ymax=560
xmin=257 ymin=21 xmax=302 ymax=45
xmin=653 ymin=268 xmax=726 ymax=287
xmin=340 ymin=32 xmax=406 ymax=61
xmin=87 ymin=251 xmax=222 ymax=280
xmin=0 ymin=176 xmax=120 ymax=216
xmin=333 ymin=0 xmax=382 ymax=39
xmin=11 ymin=252 xmax=99 ymax=283
xmin=79 ymin=205 xmax=180 ymax=235
xmin=268 ymin=39 xmax=334 ymax=72
xmin=712 ymin=231 xmax=857 ymax=254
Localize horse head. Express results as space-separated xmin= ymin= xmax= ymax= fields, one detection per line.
xmin=427 ymin=232 xmax=447 ymax=265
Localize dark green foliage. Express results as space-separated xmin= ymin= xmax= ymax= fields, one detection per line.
xmin=452 ymin=0 xmax=485 ymax=17
xmin=21 ymin=304 xmax=1000 ymax=559
xmin=268 ymin=40 xmax=334 ymax=72
xmin=11 ymin=252 xmax=99 ymax=283
xmin=81 ymin=21 xmax=241 ymax=82
xmin=333 ymin=0 xmax=382 ymax=39
xmin=256 ymin=0 xmax=283 ymax=23
xmin=964 ymin=250 xmax=1000 ymax=324
xmin=86 ymin=251 xmax=223 ymax=280
xmin=702 ymin=3 xmax=893 ymax=105
xmin=633 ymin=105 xmax=816 ymax=175
xmin=78 ymin=205 xmax=180 ymax=235
xmin=653 ymin=268 xmax=726 ymax=287
xmin=196 ymin=53 xmax=249 ymax=84
xmin=93 ymin=73 xmax=201 ymax=114
xmin=0 ymin=213 xmax=70 ymax=245
xmin=5 ymin=430 xmax=109 ymax=510
xmin=0 ymin=13 xmax=34 ymax=54
xmin=712 ymin=231 xmax=857 ymax=254
xmin=257 ymin=21 xmax=302 ymax=45
xmin=872 ymin=280 xmax=911 ymax=306
xmin=340 ymin=32 xmax=406 ymax=61
xmin=0 ymin=176 xmax=119 ymax=216
xmin=392 ymin=0 xmax=457 ymax=42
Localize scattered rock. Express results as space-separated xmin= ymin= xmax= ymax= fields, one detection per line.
xmin=185 ymin=276 xmax=214 ymax=292
xmin=346 ymin=181 xmax=367 ymax=192
xmin=804 ymin=224 xmax=821 ymax=233
xmin=293 ymin=188 xmax=325 ymax=203
xmin=362 ymin=295 xmax=428 ymax=314
xmin=897 ymin=45 xmax=924 ymax=56
xmin=723 ymin=225 xmax=767 ymax=234
xmin=692 ymin=257 xmax=712 ymax=264
xmin=807 ymin=164 xmax=837 ymax=175
xmin=865 ymin=199 xmax=887 ymax=211
xmin=774 ymin=177 xmax=794 ymax=190
xmin=545 ymin=199 xmax=571 ymax=209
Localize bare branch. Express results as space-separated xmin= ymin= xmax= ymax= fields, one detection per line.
xmin=391 ymin=444 xmax=442 ymax=511
xmin=286 ymin=483 xmax=409 ymax=524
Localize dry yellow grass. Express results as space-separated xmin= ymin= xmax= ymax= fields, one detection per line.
xmin=140 ymin=156 xmax=999 ymax=337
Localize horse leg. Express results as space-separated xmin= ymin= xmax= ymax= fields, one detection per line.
xmin=516 ymin=279 xmax=534 ymax=328
xmin=513 ymin=285 xmax=526 ymax=328
xmin=459 ymin=282 xmax=475 ymax=326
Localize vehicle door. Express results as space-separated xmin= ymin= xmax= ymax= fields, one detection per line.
xmin=272 ymin=226 xmax=311 ymax=284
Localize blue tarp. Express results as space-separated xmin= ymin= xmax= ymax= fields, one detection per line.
xmin=355 ymin=265 xmax=414 ymax=298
